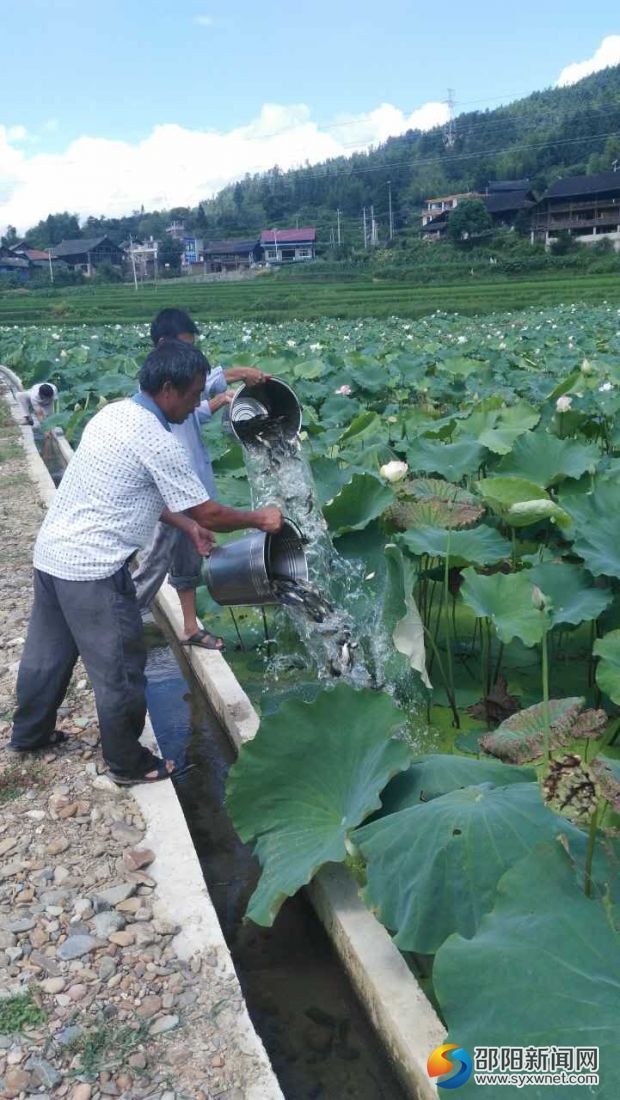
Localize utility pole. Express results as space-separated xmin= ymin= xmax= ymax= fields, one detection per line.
xmin=128 ymin=235 xmax=138 ymax=292
xmin=47 ymin=246 xmax=54 ymax=285
xmin=370 ymin=205 xmax=377 ymax=246
xmin=273 ymin=227 xmax=279 ymax=262
xmin=336 ymin=208 xmax=341 ymax=246
xmin=387 ymin=180 xmax=394 ymax=240
xmin=444 ymin=88 xmax=456 ymax=148
xmin=362 ymin=207 xmax=368 ymax=249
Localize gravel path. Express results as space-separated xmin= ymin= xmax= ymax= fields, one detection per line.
xmin=0 ymin=397 xmax=274 ymax=1100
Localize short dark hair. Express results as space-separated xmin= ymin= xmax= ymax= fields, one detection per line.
xmin=150 ymin=308 xmax=199 ymax=344
xmin=139 ymin=339 xmax=208 ymax=395
xmin=38 ymin=383 xmax=55 ymax=400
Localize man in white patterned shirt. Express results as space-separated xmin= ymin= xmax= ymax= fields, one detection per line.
xmin=10 ymin=340 xmax=282 ymax=785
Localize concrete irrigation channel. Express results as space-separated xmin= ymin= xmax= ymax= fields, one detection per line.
xmin=1 ymin=367 xmax=446 ymax=1099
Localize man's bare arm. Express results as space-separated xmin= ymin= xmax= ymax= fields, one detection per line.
xmin=187 ymin=500 xmax=282 ymax=533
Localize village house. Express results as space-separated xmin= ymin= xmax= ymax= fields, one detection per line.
xmin=198 ymin=238 xmax=261 ymax=274
xmin=530 ymin=169 xmax=620 ymax=250
xmin=422 ymin=181 xmax=537 ymax=239
xmin=126 ymin=237 xmax=159 ymax=279
xmin=51 ymin=236 xmax=125 ymax=275
xmin=260 ymin=228 xmax=316 ymax=264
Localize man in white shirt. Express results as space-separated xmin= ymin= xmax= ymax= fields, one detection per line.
xmin=17 ymin=382 xmax=58 ymax=424
xmin=10 ymin=340 xmax=282 ymax=785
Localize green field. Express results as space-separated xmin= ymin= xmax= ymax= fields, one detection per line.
xmin=2 ymin=270 xmax=620 ymax=324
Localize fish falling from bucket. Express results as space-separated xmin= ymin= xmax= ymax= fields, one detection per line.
xmin=234 ymin=414 xmax=299 ymax=465
xmin=270 ymin=576 xmax=359 ymax=676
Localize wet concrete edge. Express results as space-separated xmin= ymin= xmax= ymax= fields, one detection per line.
xmin=153 ymin=582 xmax=447 ymax=1100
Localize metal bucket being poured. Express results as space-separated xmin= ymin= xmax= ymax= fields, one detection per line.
xmin=204 ymin=519 xmax=309 ymax=608
xmin=225 ymin=378 xmax=302 ymax=446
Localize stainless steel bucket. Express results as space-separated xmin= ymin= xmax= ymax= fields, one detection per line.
xmin=204 ymin=520 xmax=308 ymax=607
xmin=227 ymin=378 xmax=302 ymax=445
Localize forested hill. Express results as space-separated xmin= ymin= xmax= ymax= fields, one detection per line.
xmin=23 ymin=64 xmax=620 ymax=249
xmin=200 ymin=65 xmax=620 ymax=242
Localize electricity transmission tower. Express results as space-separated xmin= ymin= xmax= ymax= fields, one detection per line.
xmin=444 ymin=88 xmax=456 ymax=148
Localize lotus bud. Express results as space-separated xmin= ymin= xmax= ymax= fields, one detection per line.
xmin=379 ymin=460 xmax=409 ymax=483
xmin=555 ymin=395 xmax=572 ymax=413
xmin=580 ymin=359 xmax=593 ymax=375
xmin=531 ymin=584 xmax=552 ymax=612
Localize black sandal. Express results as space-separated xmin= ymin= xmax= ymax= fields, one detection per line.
xmin=108 ymin=761 xmax=196 ymax=787
xmin=180 ymin=629 xmax=225 ymax=651
xmin=9 ymin=730 xmax=68 ymax=754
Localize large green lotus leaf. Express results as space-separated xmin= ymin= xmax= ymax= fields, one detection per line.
xmin=479 ymin=697 xmax=590 ymax=763
xmin=323 ymin=472 xmax=395 ymax=534
xmin=309 ymin=456 xmax=355 ymax=506
xmin=560 ymin=482 xmax=620 ymax=578
xmin=400 ymin=525 xmax=511 ymax=566
xmin=354 ymin=783 xmax=584 ymax=952
xmin=338 ymin=410 xmax=381 ymax=444
xmin=388 ymin=477 xmax=485 ymax=531
xmin=434 ymin=843 xmax=620 ymax=1100
xmin=476 ymin=401 xmax=541 ymax=454
xmin=459 ymin=568 xmax=545 ymax=646
xmin=225 ymin=684 xmax=410 ymax=926
xmin=437 ymin=354 xmax=482 ymax=377
xmin=498 ymin=430 xmax=600 ymax=487
xmin=594 ymin=629 xmax=620 ymax=704
xmin=475 ymin=476 xmax=549 ymax=514
xmin=529 ymin=561 xmax=612 ymax=627
xmin=380 ymin=754 xmax=536 ymax=815
xmin=383 ymin=544 xmax=431 ymax=688
xmin=506 ymin=498 xmax=572 ymax=529
xmin=406 ymin=436 xmax=486 ymax=481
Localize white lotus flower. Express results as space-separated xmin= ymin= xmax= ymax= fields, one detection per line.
xmin=335 ymin=384 xmax=351 ymax=396
xmin=380 ymin=461 xmax=408 ymax=483
xmin=581 ymin=359 xmax=593 ymax=375
xmin=309 ymin=342 xmax=323 ymax=351
xmin=556 ymin=395 xmax=572 ymax=413
xmin=599 ymin=382 xmax=613 ymax=392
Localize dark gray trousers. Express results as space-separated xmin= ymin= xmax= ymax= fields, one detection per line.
xmin=11 ymin=566 xmax=157 ymax=776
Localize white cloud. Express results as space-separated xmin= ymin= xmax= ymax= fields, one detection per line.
xmin=0 ymin=99 xmax=447 ymax=232
xmin=7 ymin=125 xmax=29 ymax=142
xmin=194 ymin=14 xmax=215 ymax=26
xmin=556 ymin=34 xmax=620 ymax=87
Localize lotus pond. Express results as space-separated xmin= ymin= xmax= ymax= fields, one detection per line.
xmin=3 ymin=303 xmax=620 ymax=1097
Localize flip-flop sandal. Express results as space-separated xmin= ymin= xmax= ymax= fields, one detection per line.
xmin=108 ymin=762 xmax=196 ymax=787
xmin=9 ymin=729 xmax=68 ymax=754
xmin=180 ymin=629 xmax=225 ymax=651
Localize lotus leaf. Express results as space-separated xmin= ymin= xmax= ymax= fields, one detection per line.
xmin=507 ymin=498 xmax=572 ymax=528
xmin=591 ymin=756 xmax=620 ymax=811
xmin=497 ymin=430 xmax=599 ymax=487
xmin=528 ymin=561 xmax=612 ymax=627
xmin=225 ymin=684 xmax=410 ymax=926
xmin=560 ymin=481 xmax=620 ymax=578
xmin=354 ymin=783 xmax=584 ymax=952
xmin=479 ymin=697 xmax=603 ymax=763
xmin=475 ymin=476 xmax=549 ymax=515
xmin=400 ymin=524 xmax=511 ymax=566
xmin=338 ymin=411 xmax=381 ymax=444
xmin=387 ymin=477 xmax=484 ymax=531
xmin=383 ymin=545 xmax=431 ymax=688
xmin=406 ymin=436 xmax=486 ymax=481
xmin=323 ymin=472 xmax=395 ymax=534
xmin=459 ymin=568 xmax=545 ymax=646
xmin=593 ymin=629 xmax=620 ymax=704
xmin=433 ymin=843 xmax=620 ymax=1100
xmin=379 ymin=754 xmax=535 ymax=815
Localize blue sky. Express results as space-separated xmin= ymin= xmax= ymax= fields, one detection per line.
xmin=1 ymin=1 xmax=619 ymax=229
